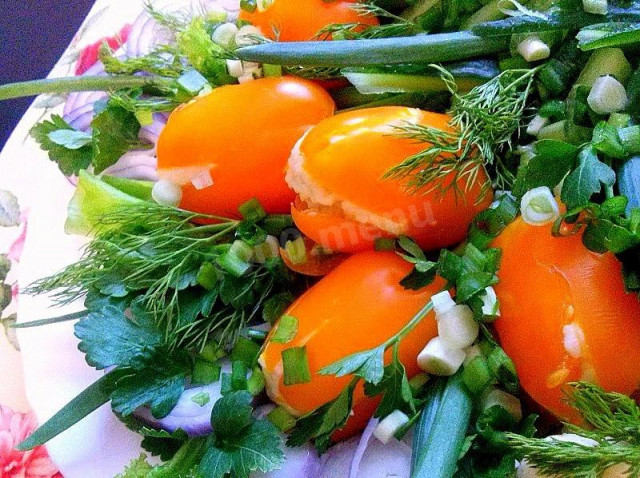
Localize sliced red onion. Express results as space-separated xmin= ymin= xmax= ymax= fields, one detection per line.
xmin=64 ymin=103 xmax=96 ymax=132
xmin=64 ymin=61 xmax=108 ymax=116
xmin=133 ymin=381 xmax=223 ymax=436
xmin=254 ymin=443 xmax=322 ymax=478
xmin=318 ymin=426 xmax=412 ymax=478
xmin=126 ymin=8 xmax=175 ymax=58
xmin=349 ymin=418 xmax=378 ymax=478
xmin=139 ymin=113 xmax=168 ymax=145
xmin=102 ymin=150 xmax=159 ymax=181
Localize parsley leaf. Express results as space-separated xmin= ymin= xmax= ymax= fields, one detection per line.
xmin=561 ymin=146 xmax=616 ymax=210
xmin=512 ymin=139 xmax=578 ymax=197
xmin=139 ymin=428 xmax=189 ymax=461
xmin=319 ymin=345 xmax=385 ymax=385
xmin=74 ymin=305 xmax=165 ymax=370
xmin=48 ymin=129 xmax=93 ymax=149
xmin=110 ymin=360 xmax=187 ymax=419
xmin=91 ymin=104 xmax=142 ymax=173
xmin=364 ymin=347 xmax=416 ymax=418
xmin=287 ymin=381 xmax=356 ymax=452
xmin=200 ymin=391 xmax=285 ymax=478
xmin=30 ymin=115 xmax=93 ymax=175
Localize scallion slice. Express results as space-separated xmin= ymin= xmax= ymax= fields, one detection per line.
xmin=282 ymin=346 xmax=312 ymax=386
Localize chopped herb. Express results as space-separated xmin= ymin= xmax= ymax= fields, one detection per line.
xmin=270 ymin=315 xmax=299 ymax=344
xmin=282 ymin=346 xmax=312 ymax=386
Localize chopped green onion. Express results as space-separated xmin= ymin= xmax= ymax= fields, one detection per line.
xmin=176 ymin=70 xmax=209 ymax=96
xmin=576 ymin=48 xmax=632 ymax=88
xmin=263 ymin=292 xmax=295 ymax=324
xmin=285 ymin=237 xmax=307 ymax=265
xmin=521 ymin=186 xmax=560 ymax=226
xmin=231 ymin=336 xmax=261 ymax=366
xmin=539 ymin=100 xmax=566 ymax=120
xmin=135 ymin=109 xmax=154 ymax=126
xmin=231 ymin=360 xmax=249 ymax=391
xmin=537 ymin=120 xmax=569 ymax=142
xmin=253 ymin=236 xmax=280 ymax=264
xmin=151 ymin=179 xmax=183 ymax=207
xmin=192 ymin=358 xmax=222 ymax=385
xmin=608 ymin=112 xmax=630 ymax=127
xmin=417 ymin=337 xmax=466 ymax=376
xmin=373 ymin=410 xmax=410 ymax=444
xmin=282 ymin=346 xmax=312 ymax=385
xmin=240 ymin=0 xmax=257 ymax=12
xmin=409 ymin=373 xmax=431 ymax=396
xmin=619 ymin=125 xmax=640 ymax=154
xmin=437 ymin=304 xmax=480 ymax=350
xmin=247 ymin=367 xmax=266 ymax=396
xmin=526 ymin=114 xmax=549 ymax=136
xmin=517 ymin=36 xmax=551 ymax=62
xmin=582 ymin=0 xmax=608 ymax=15
xmin=239 ymin=198 xmax=267 ymax=222
xmin=199 ymin=341 xmax=224 ymax=363
xmin=217 ymin=248 xmax=251 ymax=277
xmin=487 ymin=346 xmax=519 ymax=393
xmin=481 ymin=387 xmax=523 ymax=422
xmin=262 ymin=64 xmax=283 ymax=77
xmin=212 ymin=23 xmax=239 ymax=48
xmin=230 ymin=239 xmax=254 ymax=263
xmin=261 ymin=214 xmax=294 ymax=235
xmin=267 ymin=406 xmax=297 ymax=432
xmin=462 ymin=355 xmax=494 ymax=395
xmin=196 ymin=262 xmax=219 ymax=290
xmin=191 ymin=392 xmax=211 ymax=407
xmin=271 ymin=315 xmax=299 ymax=344
xmin=587 ymin=75 xmax=628 ymax=115
xmin=374 ymin=237 xmax=396 ymax=251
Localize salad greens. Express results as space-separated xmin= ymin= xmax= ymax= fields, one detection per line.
xmin=2 ymin=0 xmax=640 ymax=476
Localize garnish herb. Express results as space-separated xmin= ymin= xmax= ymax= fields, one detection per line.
xmin=509 ymin=383 xmax=640 ymax=477
xmin=282 ymin=346 xmax=312 ymax=385
xmin=386 ymin=66 xmax=539 ymax=195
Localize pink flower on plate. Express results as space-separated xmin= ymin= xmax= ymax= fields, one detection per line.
xmin=0 ymin=405 xmax=61 ymax=478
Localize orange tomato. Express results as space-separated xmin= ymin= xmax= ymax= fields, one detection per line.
xmin=287 ymin=106 xmax=493 ymax=252
xmin=260 ymin=251 xmax=444 ymax=438
xmin=238 ymin=0 xmax=379 ymax=42
xmin=492 ymin=217 xmax=640 ymax=421
xmin=156 ymin=77 xmax=335 ymax=218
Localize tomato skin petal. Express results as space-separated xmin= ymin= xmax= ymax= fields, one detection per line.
xmin=156 ymin=77 xmax=335 ymax=218
xmin=260 ymin=251 xmax=444 ymax=439
xmin=238 ymin=0 xmax=379 ymax=42
xmin=492 ymin=217 xmax=640 ymax=421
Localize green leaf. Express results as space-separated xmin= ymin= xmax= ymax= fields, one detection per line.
xmin=74 ymin=305 xmax=164 ymax=370
xmin=287 ymin=382 xmax=356 ymax=452
xmin=91 ymin=104 xmax=142 ymax=173
xmin=110 ymin=363 xmax=187 ymax=419
xmin=583 ymin=219 xmax=639 ymax=253
xmin=319 ymin=345 xmax=385 ymax=385
xmin=210 ymin=391 xmax=254 ymax=441
xmin=115 ymin=454 xmax=154 ymax=478
xmin=512 ymin=140 xmax=578 ymax=197
xmin=591 ymin=122 xmax=627 ymax=160
xmin=457 ymin=271 xmax=498 ymax=303
xmin=561 ymin=146 xmax=616 ymax=210
xmin=364 ymin=351 xmax=416 ymax=417
xmin=17 ymin=374 xmax=112 ymax=450
xmin=200 ymin=420 xmax=284 ymax=478
xmin=577 ymin=22 xmax=640 ymax=51
xmin=48 ymin=129 xmax=93 ymax=149
xmin=139 ymin=427 xmax=189 ymax=461
xmin=30 ymin=115 xmax=93 ymax=175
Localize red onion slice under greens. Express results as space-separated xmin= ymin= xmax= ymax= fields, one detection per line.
xmin=102 ymin=150 xmax=159 ymax=181
xmin=349 ymin=418 xmax=379 ymax=478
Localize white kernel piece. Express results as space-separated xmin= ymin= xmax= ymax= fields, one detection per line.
xmin=517 ymin=36 xmax=551 ymax=62
xmin=588 ymin=75 xmax=628 ymax=115
xmin=417 ymin=337 xmax=465 ymax=376
xmin=431 ymin=290 xmax=456 ymax=316
xmin=373 ymin=410 xmax=409 ymax=444
xmin=226 ymin=59 xmax=244 ymax=78
xmin=151 ymin=180 xmax=182 ymax=207
xmin=437 ymin=305 xmax=479 ymax=350
xmin=212 ymin=23 xmax=239 ymax=48
xmin=521 ymin=186 xmax=560 ymax=226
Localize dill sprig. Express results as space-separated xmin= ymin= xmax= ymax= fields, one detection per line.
xmin=314 ymin=4 xmax=419 ymax=41
xmin=509 ymin=382 xmax=640 ymax=477
xmin=27 ymin=203 xmax=256 ymax=350
xmin=386 ymin=65 xmax=540 ymax=196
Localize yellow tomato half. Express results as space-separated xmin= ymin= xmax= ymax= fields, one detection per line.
xmin=156 ymin=76 xmax=335 ymax=218
xmin=287 ymin=106 xmax=493 ymax=252
xmin=260 ymin=251 xmax=444 ymax=438
xmin=493 ymin=217 xmax=640 ymax=421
